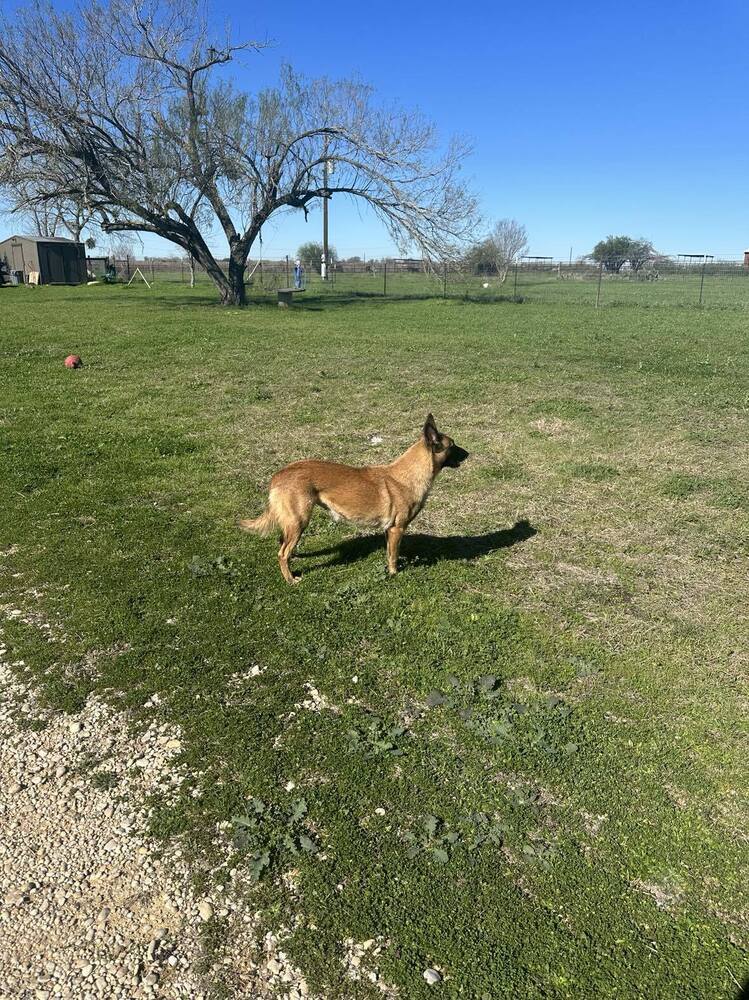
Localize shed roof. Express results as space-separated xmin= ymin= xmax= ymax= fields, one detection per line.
xmin=1 ymin=234 xmax=81 ymax=244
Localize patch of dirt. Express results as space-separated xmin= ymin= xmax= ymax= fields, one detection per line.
xmin=341 ymin=937 xmax=398 ymax=997
xmin=0 ymin=640 xmax=205 ymax=998
xmin=0 ymin=627 xmax=315 ymax=1000
xmin=630 ymin=878 xmax=684 ymax=913
xmin=579 ymin=810 xmax=608 ymax=836
xmin=528 ymin=417 xmax=575 ymax=437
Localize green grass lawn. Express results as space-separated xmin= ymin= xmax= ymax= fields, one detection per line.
xmin=1 ymin=283 xmax=748 ymax=998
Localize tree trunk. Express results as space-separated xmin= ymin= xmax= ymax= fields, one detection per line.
xmin=222 ymin=253 xmax=247 ymax=307
xmin=192 ymin=249 xmax=246 ymax=306
xmin=190 ymin=252 xmax=246 ymax=305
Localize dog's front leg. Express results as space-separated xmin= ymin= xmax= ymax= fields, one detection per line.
xmin=386 ymin=525 xmax=405 ymax=576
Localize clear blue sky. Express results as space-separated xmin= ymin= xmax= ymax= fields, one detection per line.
xmin=4 ymin=0 xmax=749 ymax=260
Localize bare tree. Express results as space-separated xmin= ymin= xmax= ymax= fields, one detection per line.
xmin=108 ymin=233 xmax=138 ymax=261
xmin=0 ymin=173 xmax=98 ymax=241
xmin=11 ymin=187 xmax=66 ymax=238
xmin=488 ymin=219 xmax=529 ymax=284
xmin=0 ymin=0 xmax=478 ymax=306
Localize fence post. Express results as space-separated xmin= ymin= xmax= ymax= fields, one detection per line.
xmin=596 ymin=261 xmax=603 ymax=308
xmin=383 ymin=259 xmax=387 ymax=296
xmin=285 ymin=255 xmax=290 ymax=287
xmin=443 ymin=261 xmax=447 ymax=298
xmin=699 ymin=259 xmax=706 ymax=306
xmin=513 ymin=263 xmax=518 ymax=301
xmin=150 ymin=260 xmax=155 ymax=283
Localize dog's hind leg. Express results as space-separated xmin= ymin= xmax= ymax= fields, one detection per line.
xmin=278 ymin=525 xmax=304 ymax=584
xmin=277 ymin=494 xmax=314 ymax=584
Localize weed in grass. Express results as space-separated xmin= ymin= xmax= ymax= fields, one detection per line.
xmin=480 ymin=460 xmax=525 ymax=481
xmin=659 ymin=472 xmax=707 ymax=498
xmin=188 ymin=554 xmax=237 ymax=580
xmin=530 ymin=397 xmax=595 ymax=418
xmin=711 ymin=478 xmax=749 ymax=512
xmin=520 ymin=837 xmax=557 ymax=869
xmin=571 ymin=657 xmax=603 ymax=679
xmin=563 ymin=462 xmax=620 ymax=482
xmin=346 ymin=714 xmax=408 ymax=758
xmin=404 ymin=815 xmax=461 ymax=864
xmin=231 ymin=797 xmax=320 ymax=881
xmin=424 ymin=674 xmax=579 ymax=757
xmin=464 ymin=812 xmax=507 ymax=851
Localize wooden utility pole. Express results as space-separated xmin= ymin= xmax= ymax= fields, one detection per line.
xmin=322 ymin=140 xmax=329 ymax=280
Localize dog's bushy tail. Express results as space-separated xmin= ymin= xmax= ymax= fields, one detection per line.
xmin=239 ymin=507 xmax=277 ymax=536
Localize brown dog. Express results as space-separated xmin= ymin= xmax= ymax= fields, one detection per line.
xmin=240 ymin=414 xmax=469 ymax=583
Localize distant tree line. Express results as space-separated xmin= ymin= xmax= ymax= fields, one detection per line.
xmin=459 ymin=230 xmax=659 ymax=275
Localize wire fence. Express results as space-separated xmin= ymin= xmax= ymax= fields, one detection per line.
xmin=89 ymin=255 xmax=749 ymax=309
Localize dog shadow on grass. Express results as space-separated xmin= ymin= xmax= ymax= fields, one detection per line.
xmin=298 ymin=519 xmax=537 ymax=571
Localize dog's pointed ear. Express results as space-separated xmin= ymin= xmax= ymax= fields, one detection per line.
xmin=423 ymin=413 xmax=439 ymax=447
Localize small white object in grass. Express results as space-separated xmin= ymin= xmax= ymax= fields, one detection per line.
xmin=423 ymin=968 xmax=442 ymax=984
xmin=369 ymin=435 xmax=383 ymax=446
xmin=374 ymin=807 xmax=386 ymax=816
xmin=482 ymin=282 xmax=489 ymax=289
xmin=352 ymin=675 xmax=358 ymax=683
xmin=285 ymin=780 xmax=296 ymax=791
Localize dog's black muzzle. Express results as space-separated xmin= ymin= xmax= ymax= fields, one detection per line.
xmin=445 ymin=446 xmax=469 ymax=468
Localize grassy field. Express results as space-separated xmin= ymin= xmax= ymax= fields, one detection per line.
xmin=1 ymin=282 xmax=748 ymax=998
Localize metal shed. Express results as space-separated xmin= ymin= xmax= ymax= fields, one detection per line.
xmin=0 ymin=234 xmax=86 ymax=284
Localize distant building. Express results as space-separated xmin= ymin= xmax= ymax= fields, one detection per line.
xmin=0 ymin=234 xmax=86 ymax=284
xmin=744 ymin=249 xmax=749 ymax=268
xmin=389 ymin=258 xmax=424 ymax=272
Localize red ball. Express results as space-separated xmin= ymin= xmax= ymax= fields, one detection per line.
xmin=64 ymin=355 xmax=83 ymax=369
